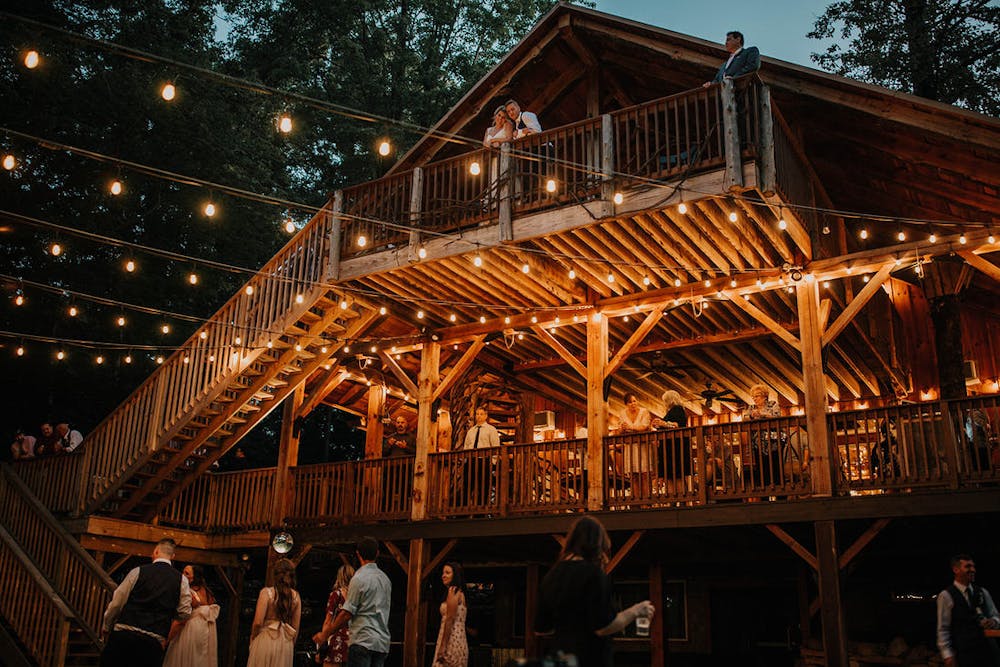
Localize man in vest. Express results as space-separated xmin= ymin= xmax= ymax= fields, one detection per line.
xmin=937 ymin=554 xmax=1000 ymax=667
xmin=100 ymin=538 xmax=191 ymax=666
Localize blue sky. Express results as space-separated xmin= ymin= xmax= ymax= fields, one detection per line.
xmin=594 ymin=0 xmax=838 ymax=68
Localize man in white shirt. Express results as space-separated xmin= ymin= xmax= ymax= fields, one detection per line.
xmin=463 ymin=407 xmax=500 ymax=449
xmin=55 ymin=422 xmax=84 ymax=453
xmin=504 ymin=99 xmax=541 ymax=139
xmin=937 ymin=554 xmax=1000 ymax=667
xmin=703 ymin=31 xmax=761 ymax=87
xmin=462 ymin=407 xmax=502 ymax=508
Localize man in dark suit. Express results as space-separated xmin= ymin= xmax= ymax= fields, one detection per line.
xmin=703 ymin=31 xmax=761 ymax=87
xmin=100 ymin=538 xmax=191 ymax=666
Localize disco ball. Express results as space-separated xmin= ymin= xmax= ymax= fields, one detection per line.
xmin=271 ymin=531 xmax=294 ymax=554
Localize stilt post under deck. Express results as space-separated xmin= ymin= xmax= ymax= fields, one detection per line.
xmin=796 ymin=277 xmax=833 ymax=496
xmin=271 ymin=385 xmax=303 ymax=529
xmin=404 ymin=538 xmax=429 ymax=667
xmin=587 ymin=312 xmax=608 ymax=511
xmin=412 ymin=343 xmax=440 ymax=521
xmin=366 ymin=384 xmax=387 ymax=459
xmin=525 ymin=563 xmax=540 ymax=660
xmin=650 ymin=560 xmax=667 ymax=667
xmin=815 ymin=520 xmax=848 ymax=667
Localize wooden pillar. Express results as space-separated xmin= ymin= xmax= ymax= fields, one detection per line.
xmin=366 ymin=384 xmax=387 ymax=459
xmin=404 ymin=538 xmax=429 ymax=667
xmin=758 ymin=85 xmax=776 ymax=196
xmin=586 ymin=312 xmax=608 ymax=511
xmin=525 ymin=563 xmax=540 ymax=660
xmin=815 ymin=520 xmax=847 ymax=667
xmin=650 ymin=561 xmax=667 ymax=667
xmin=271 ymin=384 xmax=303 ymax=528
xmin=408 ymin=167 xmax=424 ymax=261
xmin=599 ymin=114 xmax=615 ymax=219
xmin=931 ymin=294 xmax=967 ymax=399
xmin=327 ymin=191 xmax=343 ymax=281
xmin=499 ymin=144 xmax=512 ymax=242
xmin=720 ymin=78 xmax=743 ymax=191
xmin=796 ymin=277 xmax=833 ymax=496
xmin=220 ymin=564 xmax=244 ymax=667
xmin=412 ymin=342 xmax=440 ymax=521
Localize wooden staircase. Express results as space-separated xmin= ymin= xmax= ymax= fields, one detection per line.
xmin=67 ymin=203 xmax=381 ymax=522
xmin=0 ymin=465 xmax=115 ymax=666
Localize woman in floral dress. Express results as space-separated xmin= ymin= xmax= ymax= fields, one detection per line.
xmin=432 ymin=562 xmax=468 ymax=667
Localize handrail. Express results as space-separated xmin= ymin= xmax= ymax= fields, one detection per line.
xmin=81 ymin=200 xmax=334 ymax=510
xmin=158 ymin=466 xmax=277 ymax=531
xmin=9 ymin=452 xmax=88 ymax=515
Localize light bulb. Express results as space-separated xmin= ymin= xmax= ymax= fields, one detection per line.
xmin=704 ymin=279 xmax=711 ymax=287
xmin=68 ymin=305 xmax=78 ymax=317
xmin=929 ymin=233 xmax=937 ymax=243
xmin=161 ymin=83 xmax=176 ymax=101
xmin=50 ymin=243 xmax=62 ymax=256
xmin=613 ymin=192 xmax=624 ymax=205
xmin=97 ymin=355 xmax=104 ymax=364
xmin=545 ymin=179 xmax=557 ymax=193
xmin=320 ymin=346 xmax=327 ymax=354
xmin=531 ymin=315 xmax=538 ymax=324
xmin=56 ymin=350 xmax=65 ymax=360
xmin=863 ymin=275 xmax=870 ymax=283
xmin=504 ymin=316 xmax=511 ymax=324
xmin=2 ymin=154 xmax=16 ymax=170
xmin=674 ymin=278 xmax=681 ymax=287
xmin=156 ymin=356 xmax=164 ymax=364
xmin=823 ymin=281 xmax=830 ymax=289
xmin=778 ymin=218 xmax=787 ymax=230
xmin=643 ymin=276 xmax=651 ymax=286
xmin=340 ymin=299 xmax=348 ymax=310
xmin=897 ymin=230 xmax=905 ymax=242
xmin=677 ymin=202 xmax=687 ymax=214
xmin=110 ymin=180 xmax=123 ymax=195
xmin=124 ymin=354 xmax=132 ymax=364
xmin=295 ymin=294 xmax=304 ymax=303
xmin=283 ymin=219 xmax=296 ymax=234
xmin=183 ymin=356 xmax=190 ymax=364
xmin=449 ymin=313 xmax=457 ymax=322
xmin=14 ymin=293 xmax=25 ymax=306
xmin=756 ymin=277 xmax=763 ymax=286
xmin=235 ymin=336 xmax=242 ymax=345
xmin=730 ymin=278 xmax=737 ymax=287
xmin=728 ymin=211 xmax=738 ymax=222
xmin=607 ymin=272 xmax=615 ymax=283
xmin=960 ymin=234 xmax=967 ymax=244
xmin=278 ymin=115 xmax=293 ymax=133
xmin=199 ymin=331 xmax=207 ymax=339
xmin=125 ymin=259 xmax=136 ymax=272
xmin=568 ymin=269 xmax=576 ymax=280
xmin=522 ymin=263 xmax=530 ymax=274
xmin=417 ymin=310 xmax=425 ymax=319
xmin=16 ymin=345 xmax=25 ymax=356
xmin=469 ymin=161 xmax=481 ymax=175
xmin=990 ymin=234 xmax=997 ymax=244
xmin=188 ymin=272 xmax=198 ymax=285
xmin=860 ymin=228 xmax=868 ymax=240
xmin=417 ymin=246 xmax=427 ymax=259
xmin=204 ymin=202 xmax=217 ymax=217
xmin=473 ymin=254 xmax=482 ymax=267
xmin=267 ymin=341 xmax=273 ymax=349
xmin=357 ymin=234 xmax=368 ymax=247
xmin=245 ymin=285 xmax=254 ymax=295
xmin=479 ymin=315 xmax=486 ymax=324
xmin=379 ymin=306 xmax=387 ymax=316
xmin=117 ymin=316 xmax=126 ymax=326
xmin=343 ymin=345 xmax=350 ymax=353
xmin=24 ymin=50 xmax=40 ymax=69
xmin=378 ymin=140 xmax=391 ymax=156
xmin=161 ymin=324 xmax=170 ymax=334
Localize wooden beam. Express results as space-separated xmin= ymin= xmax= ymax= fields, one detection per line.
xmin=766 ymin=524 xmax=817 ymax=571
xmin=533 ymin=326 xmax=587 ymax=378
xmin=587 ymin=313 xmax=608 ymax=511
xmin=958 ymin=249 xmax=1000 ymax=283
xmin=815 ymin=520 xmax=848 ymax=667
xmin=271 ymin=385 xmax=303 ymax=528
xmin=838 ymin=518 xmax=890 ymax=570
xmin=821 ymin=263 xmax=894 ymax=347
xmin=433 ymin=337 xmax=485 ymax=402
xmin=422 ymin=538 xmax=459 ymax=581
xmin=298 ymin=367 xmax=349 ymax=419
xmin=382 ymin=540 xmax=409 ymax=572
xmin=819 ymin=298 xmax=832 ymax=332
xmin=606 ymin=530 xmax=644 ymax=574
xmin=727 ymin=291 xmax=801 ymax=351
xmin=76 ymin=534 xmax=242 ymax=567
xmin=75 ymin=516 xmax=267 ymax=553
xmin=412 ymin=342 xmax=440 ymax=521
xmin=291 ymin=544 xmax=313 ymax=567
xmin=605 ymin=304 xmax=667 ymax=378
xmin=797 ymin=279 xmax=833 ymax=497
xmin=525 ymin=563 xmax=541 ymax=660
xmin=650 ymin=561 xmax=666 ymax=667
xmin=378 ymin=351 xmax=419 ymax=398
xmin=403 ymin=538 xmax=429 ymax=667
xmin=365 ymin=384 xmax=386 ymax=459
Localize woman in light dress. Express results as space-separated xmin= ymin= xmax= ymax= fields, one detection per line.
xmin=616 ymin=394 xmax=653 ymax=497
xmin=432 ymin=562 xmax=468 ymax=667
xmin=483 ymin=106 xmax=514 ymax=148
xmin=247 ymin=558 xmax=301 ymax=667
xmin=163 ymin=565 xmax=219 ymax=667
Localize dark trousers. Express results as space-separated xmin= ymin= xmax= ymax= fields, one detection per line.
xmin=348 ymin=644 xmax=389 ymax=667
xmin=100 ymin=629 xmax=165 ymax=667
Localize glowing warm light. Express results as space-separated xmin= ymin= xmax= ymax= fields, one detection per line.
xmin=778 ymin=218 xmax=787 ymax=230
xmin=704 ymin=279 xmax=711 ymax=288
xmin=357 ymin=234 xmax=368 ymax=247
xmin=730 ymin=278 xmax=737 ymax=288
xmin=473 ymin=254 xmax=483 ymax=268
xmin=156 ymin=356 xmax=165 ymax=364
xmin=294 ymin=343 xmax=302 ymax=351
xmin=623 ymin=315 xmax=629 ymax=322
xmin=613 ymin=192 xmax=624 ymax=205
xmin=674 ymin=278 xmax=682 ymax=287
xmin=96 ymin=355 xmax=104 ymax=364
xmin=245 ymin=285 xmax=254 ymax=296
xmin=929 ymin=232 xmax=937 ymax=244
xmin=756 ymin=277 xmax=763 ymax=286
xmin=16 ymin=346 xmax=24 ymax=356
xmin=643 ymin=276 xmax=651 ymax=286
xmin=531 ymin=315 xmax=538 ymax=324
xmin=234 ymin=336 xmax=242 ymax=345
xmin=199 ymin=331 xmax=207 ymax=339
xmin=469 ymin=161 xmax=481 ymax=175
xmin=2 ymin=154 xmax=16 ymax=170
xmin=188 ymin=272 xmax=198 ymax=285
xmin=677 ymin=203 xmax=687 ymax=214
xmin=522 ymin=263 xmax=530 ymax=274
xmin=417 ymin=246 xmax=427 ymax=259
xmin=863 ymin=274 xmax=870 ymax=283
xmin=50 ymin=243 xmax=62 ymax=256
xmin=986 ymin=379 xmax=1000 ymax=393
xmin=823 ymin=281 xmax=830 ymax=289
xmin=110 ymin=180 xmax=123 ymax=195
xmin=68 ymin=306 xmax=78 ymax=317
xmin=124 ymin=354 xmax=132 ymax=364
xmin=990 ymin=235 xmax=997 ymax=244
xmin=379 ymin=306 xmax=387 ymax=316
xmin=860 ymin=228 xmax=868 ymax=240
xmin=568 ymin=269 xmax=576 ymax=280
xmin=343 ymin=345 xmax=350 ymax=353
xmin=125 ymin=259 xmax=136 ymax=272
xmin=204 ymin=202 xmax=217 ymax=217
xmin=56 ymin=350 xmax=65 ymax=360
xmin=378 ymin=140 xmax=391 ymax=156
xmin=959 ymin=234 xmax=967 ymax=244
xmin=607 ymin=272 xmax=615 ymax=283
xmin=897 ymin=230 xmax=906 ymax=242
xmin=417 ymin=310 xmax=425 ymax=319
xmin=161 ymin=324 xmax=170 ymax=334
xmin=161 ymin=83 xmax=176 ymax=101
xmin=24 ymin=50 xmax=40 ymax=69
xmin=856 ymin=401 xmax=869 ymax=410
xmin=266 ymin=341 xmax=273 ymax=349
xmin=919 ymin=388 xmax=936 ymax=401
xmin=504 ymin=316 xmax=511 ymax=324
xmin=728 ymin=211 xmax=738 ymax=222
xmin=295 ymin=294 xmax=304 ymax=303
xmin=320 ymin=346 xmax=327 ymax=354
xmin=340 ymin=299 xmax=349 ymax=310
xmin=283 ymin=219 xmax=296 ymax=234
xmin=545 ymin=179 xmax=557 ymax=193
xmin=117 ymin=316 xmax=126 ymax=327
xmin=479 ymin=315 xmax=487 ymax=324
xmin=278 ymin=115 xmax=293 ymax=133
xmin=449 ymin=313 xmax=456 ymax=322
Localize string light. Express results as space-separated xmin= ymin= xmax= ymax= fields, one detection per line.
xmin=897 ymin=229 xmax=906 ymax=242
xmin=23 ymin=50 xmax=40 ymax=69
xmin=449 ymin=313 xmax=456 ymax=322
xmin=283 ymin=218 xmax=296 ymax=234
xmin=643 ymin=275 xmax=651 ymax=286
xmin=96 ymin=354 xmax=104 ymax=364
xmin=728 ymin=211 xmax=738 ymax=222
xmin=704 ymin=279 xmax=711 ymax=288
xmin=568 ymin=269 xmax=576 ymax=280
xmin=357 ymin=234 xmax=368 ymax=247
xmin=188 ymin=272 xmax=198 ymax=285
xmin=199 ymin=331 xmax=207 ymax=339
xmin=473 ymin=253 xmax=483 ymax=268
xmin=340 ymin=299 xmax=349 ymax=310
xmin=417 ymin=246 xmax=427 ymax=259
xmin=56 ymin=350 xmax=65 ymax=360
xmin=109 ymin=179 xmax=123 ymax=196
xmin=16 ymin=345 xmax=25 ymax=356
xmin=295 ymin=293 xmax=304 ymax=303
xmin=156 ymin=356 xmax=164 ymax=364
xmin=990 ymin=233 xmax=996 ymax=244
xmin=959 ymin=234 xmax=967 ymax=244
xmin=522 ymin=263 xmax=530 ymax=274
xmin=674 ymin=278 xmax=681 ymax=287
xmin=117 ymin=316 xmax=126 ymax=326
xmin=245 ymin=285 xmax=254 ymax=295
xmin=160 ymin=82 xmax=176 ymax=101
xmin=929 ymin=232 xmax=937 ymax=243
xmin=2 ymin=154 xmax=16 ymax=170
xmin=68 ymin=305 xmax=78 ymax=317
xmin=822 ymin=224 xmax=831 ymax=235
xmin=124 ymin=259 xmax=136 ymax=272
xmin=730 ymin=278 xmax=737 ymax=288
xmin=277 ymin=114 xmax=293 ymax=133
xmin=863 ymin=275 xmax=870 ymax=283
xmin=377 ymin=140 xmax=392 ymax=156
xmin=50 ymin=242 xmax=62 ymax=256
xmin=677 ymin=202 xmax=687 ymax=215
xmin=860 ymin=228 xmax=868 ymax=240
xmin=545 ymin=179 xmax=557 ymax=193
xmin=161 ymin=324 xmax=170 ymax=334
xmin=778 ymin=217 xmax=787 ymax=230
xmin=613 ymin=192 xmax=624 ymax=205
xmin=531 ymin=315 xmax=538 ymax=324
xmin=469 ymin=161 xmax=481 ymax=176
xmin=479 ymin=315 xmax=486 ymax=323
xmin=378 ymin=306 xmax=387 ymax=316
xmin=416 ymin=310 xmax=425 ymax=319
xmin=203 ymin=201 xmax=217 ymax=217
xmin=504 ymin=316 xmax=511 ymax=324
xmin=124 ymin=353 xmax=132 ymax=364
xmin=607 ymin=272 xmax=615 ymax=283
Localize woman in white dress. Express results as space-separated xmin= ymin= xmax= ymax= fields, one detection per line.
xmin=616 ymin=394 xmax=653 ymax=497
xmin=247 ymin=558 xmax=301 ymax=667
xmin=432 ymin=562 xmax=468 ymax=667
xmin=163 ymin=565 xmax=219 ymax=667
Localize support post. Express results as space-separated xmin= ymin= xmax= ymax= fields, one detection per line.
xmin=366 ymin=384 xmax=387 ymax=460
xmin=327 ymin=191 xmax=343 ymax=281
xmin=720 ymin=78 xmax=744 ymax=191
xmin=219 ymin=564 xmax=244 ymax=667
xmin=404 ymin=538 xmax=429 ymax=667
xmin=650 ymin=561 xmax=666 ymax=667
xmin=815 ymin=520 xmax=847 ymax=667
xmin=796 ymin=277 xmax=833 ymax=496
xmin=758 ymin=85 xmax=776 ymax=196
xmin=408 ymin=167 xmax=423 ymax=262
xmin=412 ymin=342 xmax=440 ymax=521
xmin=499 ymin=144 xmax=512 ymax=242
xmin=525 ymin=563 xmax=540 ymax=659
xmin=599 ymin=113 xmax=615 ymax=218
xmin=587 ymin=312 xmax=608 ymax=511
xmin=271 ymin=384 xmax=303 ymax=528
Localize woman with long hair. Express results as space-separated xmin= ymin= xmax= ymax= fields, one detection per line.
xmin=535 ymin=516 xmax=654 ymax=667
xmin=313 ymin=564 xmax=355 ymax=667
xmin=248 ymin=558 xmax=301 ymax=666
xmin=163 ymin=565 xmax=219 ymax=666
xmin=432 ymin=562 xmax=468 ymax=667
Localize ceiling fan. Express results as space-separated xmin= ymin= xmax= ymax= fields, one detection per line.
xmin=620 ymin=353 xmax=697 ymax=379
xmin=697 ymin=381 xmax=741 ymax=410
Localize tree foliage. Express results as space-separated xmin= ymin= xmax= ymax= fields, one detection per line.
xmin=808 ymin=0 xmax=1000 ymax=116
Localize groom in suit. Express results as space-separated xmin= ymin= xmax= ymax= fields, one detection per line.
xmin=100 ymin=538 xmax=191 ymax=666
xmin=703 ymin=31 xmax=761 ymax=87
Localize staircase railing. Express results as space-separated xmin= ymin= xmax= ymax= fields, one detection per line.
xmin=0 ymin=465 xmax=115 ymax=650
xmin=158 ymin=467 xmax=277 ymax=532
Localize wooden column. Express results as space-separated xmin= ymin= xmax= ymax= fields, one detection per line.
xmin=587 ymin=312 xmax=608 ymax=511
xmin=796 ymin=277 xmax=833 ymax=496
xmin=599 ymin=113 xmax=615 ymax=218
xmin=720 ymin=78 xmax=743 ymax=191
xmin=650 ymin=561 xmax=667 ymax=667
xmin=412 ymin=342 xmax=440 ymax=521
xmin=271 ymin=384 xmax=303 ymax=528
xmin=326 ymin=191 xmax=343 ymax=281
xmin=366 ymin=384 xmax=387 ymax=459
xmin=403 ymin=538 xmax=429 ymax=667
xmin=499 ymin=144 xmax=512 ymax=242
xmin=219 ymin=564 xmax=244 ymax=667
xmin=408 ymin=167 xmax=423 ymax=262
xmin=814 ymin=520 xmax=847 ymax=667
xmin=525 ymin=563 xmax=540 ymax=659
xmin=758 ymin=85 xmax=776 ymax=196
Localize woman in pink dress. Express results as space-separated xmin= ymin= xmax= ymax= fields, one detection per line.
xmin=432 ymin=562 xmax=468 ymax=667
xmin=314 ymin=564 xmax=354 ymax=666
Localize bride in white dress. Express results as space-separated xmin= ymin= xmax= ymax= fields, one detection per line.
xmin=164 ymin=565 xmax=219 ymax=667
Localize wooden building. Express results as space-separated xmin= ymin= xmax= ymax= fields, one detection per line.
xmin=3 ymin=4 xmax=999 ymax=666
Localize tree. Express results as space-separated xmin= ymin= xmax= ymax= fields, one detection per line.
xmin=808 ymin=0 xmax=1000 ymax=116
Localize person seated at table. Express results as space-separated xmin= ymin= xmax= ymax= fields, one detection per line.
xmin=651 ymin=391 xmax=689 ymax=497
xmin=383 ymin=415 xmax=416 ymax=457
xmin=483 ymin=106 xmax=515 ymax=148
xmin=741 ymin=385 xmax=783 ymax=492
xmin=10 ymin=429 xmax=36 ymax=460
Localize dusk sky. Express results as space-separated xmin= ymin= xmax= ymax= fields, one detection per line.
xmin=594 ymin=0 xmax=838 ymax=68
